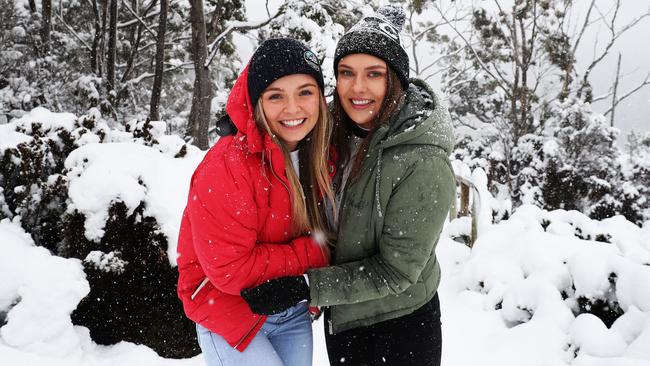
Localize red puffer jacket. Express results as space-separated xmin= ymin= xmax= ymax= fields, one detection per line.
xmin=176 ymin=64 xmax=330 ymax=351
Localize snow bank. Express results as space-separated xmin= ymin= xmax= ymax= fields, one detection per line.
xmin=3 ymin=109 xmax=649 ymax=364
xmin=439 ymin=203 xmax=650 ymax=365
xmin=65 ymin=141 xmax=204 ymax=265
xmin=0 ymin=218 xmax=89 ymax=357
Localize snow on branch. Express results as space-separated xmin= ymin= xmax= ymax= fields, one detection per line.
xmin=433 ymin=3 xmax=512 ymax=99
xmin=204 ymin=8 xmax=285 ymax=68
xmin=55 ymin=13 xmax=92 ymax=51
xmin=122 ymin=62 xmax=192 ymax=86
xmin=121 ymin=0 xmax=157 ymax=38
xmin=117 ymin=0 xmax=179 ymax=28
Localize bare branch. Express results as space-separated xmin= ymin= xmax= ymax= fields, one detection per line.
xmin=591 ymin=90 xmax=612 ymax=103
xmin=609 ymin=52 xmax=622 ymax=126
xmin=433 ymin=3 xmax=511 ymax=97
xmin=447 ymin=67 xmax=481 ymax=91
xmin=118 ymin=9 xmax=159 ymax=28
xmin=123 ymin=62 xmax=193 ymax=85
xmin=580 ymin=0 xmax=650 ymax=95
xmin=417 ymin=46 xmax=465 ymax=76
xmin=204 ymin=8 xmax=284 ymax=68
xmin=572 ymin=0 xmax=596 ymax=55
xmin=454 ymin=118 xmax=480 ymax=131
xmin=121 ymin=0 xmax=156 ymax=38
xmin=54 ymin=13 xmax=92 ymax=51
xmin=408 ymin=10 xmax=419 ymax=74
xmin=604 ymin=72 xmax=650 ymax=116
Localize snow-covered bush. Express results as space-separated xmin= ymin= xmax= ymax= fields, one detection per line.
xmin=442 ymin=203 xmax=650 ymax=364
xmin=0 ymin=108 xmax=203 ymax=358
xmin=452 ymin=98 xmax=648 ymax=227
xmin=0 ymin=108 xmax=81 ymax=251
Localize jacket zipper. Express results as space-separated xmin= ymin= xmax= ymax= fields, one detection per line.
xmin=191 ymin=277 xmax=210 ymax=300
xmin=235 ymin=148 xmax=284 ymax=350
xmin=234 ymin=315 xmax=263 ymax=350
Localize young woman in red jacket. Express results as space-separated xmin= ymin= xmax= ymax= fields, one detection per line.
xmin=176 ymin=38 xmax=335 ymax=366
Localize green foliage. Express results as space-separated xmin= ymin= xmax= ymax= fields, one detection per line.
xmin=0 ymin=114 xmax=198 ymax=358
xmin=0 ymin=120 xmax=80 ymax=250
xmin=441 ymin=0 xmax=649 ymax=224
xmin=65 ymin=202 xmax=199 ymax=358
xmin=544 ymin=31 xmax=574 ymax=71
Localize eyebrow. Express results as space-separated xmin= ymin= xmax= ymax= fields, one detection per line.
xmin=264 ymin=83 xmax=317 ymax=93
xmin=298 ymin=83 xmax=317 ymax=89
xmin=338 ymin=63 xmax=387 ymax=71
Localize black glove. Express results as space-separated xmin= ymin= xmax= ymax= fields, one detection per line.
xmin=241 ymin=275 xmax=310 ymax=315
xmin=215 ymin=114 xmax=237 ymax=136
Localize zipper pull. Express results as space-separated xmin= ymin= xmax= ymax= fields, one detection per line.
xmin=328 ymin=318 xmax=333 ymax=335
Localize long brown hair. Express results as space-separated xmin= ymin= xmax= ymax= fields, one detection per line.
xmin=331 ymin=67 xmax=405 ymax=182
xmin=254 ymin=95 xmax=335 ymax=238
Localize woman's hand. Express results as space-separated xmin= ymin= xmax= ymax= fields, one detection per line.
xmin=241 ymin=275 xmax=310 ymax=315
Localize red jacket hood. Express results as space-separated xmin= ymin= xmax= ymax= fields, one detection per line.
xmin=225 ymin=64 xmax=265 ymax=154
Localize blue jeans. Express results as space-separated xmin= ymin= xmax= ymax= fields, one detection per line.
xmin=196 ymin=302 xmax=313 ymax=366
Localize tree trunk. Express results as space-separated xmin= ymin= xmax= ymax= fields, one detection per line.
xmin=99 ymin=0 xmax=109 ymax=77
xmin=91 ymin=0 xmax=102 ymax=74
xmin=41 ymin=0 xmax=52 ymax=53
xmin=106 ymin=0 xmax=118 ymax=92
xmin=186 ymin=0 xmax=212 ymax=150
xmin=28 ymin=0 xmax=36 ymax=12
xmin=149 ymin=0 xmax=168 ymax=122
xmin=120 ymin=24 xmax=143 ymax=83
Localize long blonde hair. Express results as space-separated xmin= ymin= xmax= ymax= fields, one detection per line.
xmin=254 ymin=95 xmax=336 ymax=238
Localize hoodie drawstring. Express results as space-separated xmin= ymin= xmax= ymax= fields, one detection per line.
xmin=375 ymin=147 xmax=384 ymax=218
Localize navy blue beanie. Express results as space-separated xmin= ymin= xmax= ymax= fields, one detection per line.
xmin=248 ymin=38 xmax=325 ymax=107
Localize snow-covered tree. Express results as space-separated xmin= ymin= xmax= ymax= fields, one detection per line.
xmin=619 ymin=131 xmax=650 ymax=225
xmin=543 ymin=98 xmax=620 ymax=219
xmin=259 ymin=0 xmax=362 ymax=94
xmin=435 ymin=0 xmax=649 ymax=223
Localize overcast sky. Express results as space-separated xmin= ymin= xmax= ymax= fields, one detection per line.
xmin=243 ymin=0 xmax=650 ymax=141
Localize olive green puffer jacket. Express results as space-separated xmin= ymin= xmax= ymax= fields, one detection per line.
xmin=307 ymin=79 xmax=456 ymax=334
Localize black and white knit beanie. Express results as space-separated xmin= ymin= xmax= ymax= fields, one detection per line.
xmin=334 ymin=5 xmax=409 ymax=88
xmin=248 ymin=37 xmax=325 ymax=107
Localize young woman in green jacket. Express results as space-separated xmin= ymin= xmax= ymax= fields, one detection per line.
xmin=242 ymin=6 xmax=456 ymax=365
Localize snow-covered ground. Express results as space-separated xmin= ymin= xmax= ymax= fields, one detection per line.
xmin=1 ymin=109 xmax=649 ymax=365
xmin=3 ymin=209 xmax=649 ymax=366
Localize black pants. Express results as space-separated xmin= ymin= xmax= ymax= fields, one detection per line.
xmin=324 ymin=293 xmax=442 ymax=366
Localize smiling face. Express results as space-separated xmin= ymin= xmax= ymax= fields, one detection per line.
xmin=336 ymin=53 xmax=388 ymax=129
xmin=260 ymin=74 xmax=321 ymax=151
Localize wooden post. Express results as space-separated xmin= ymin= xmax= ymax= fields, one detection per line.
xmin=460 ymin=183 xmax=470 ymax=216
xmin=454 ymin=175 xmax=480 ymax=248
xmin=470 ymin=187 xmax=478 ymax=247
xmin=449 ymin=179 xmax=458 ymax=221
